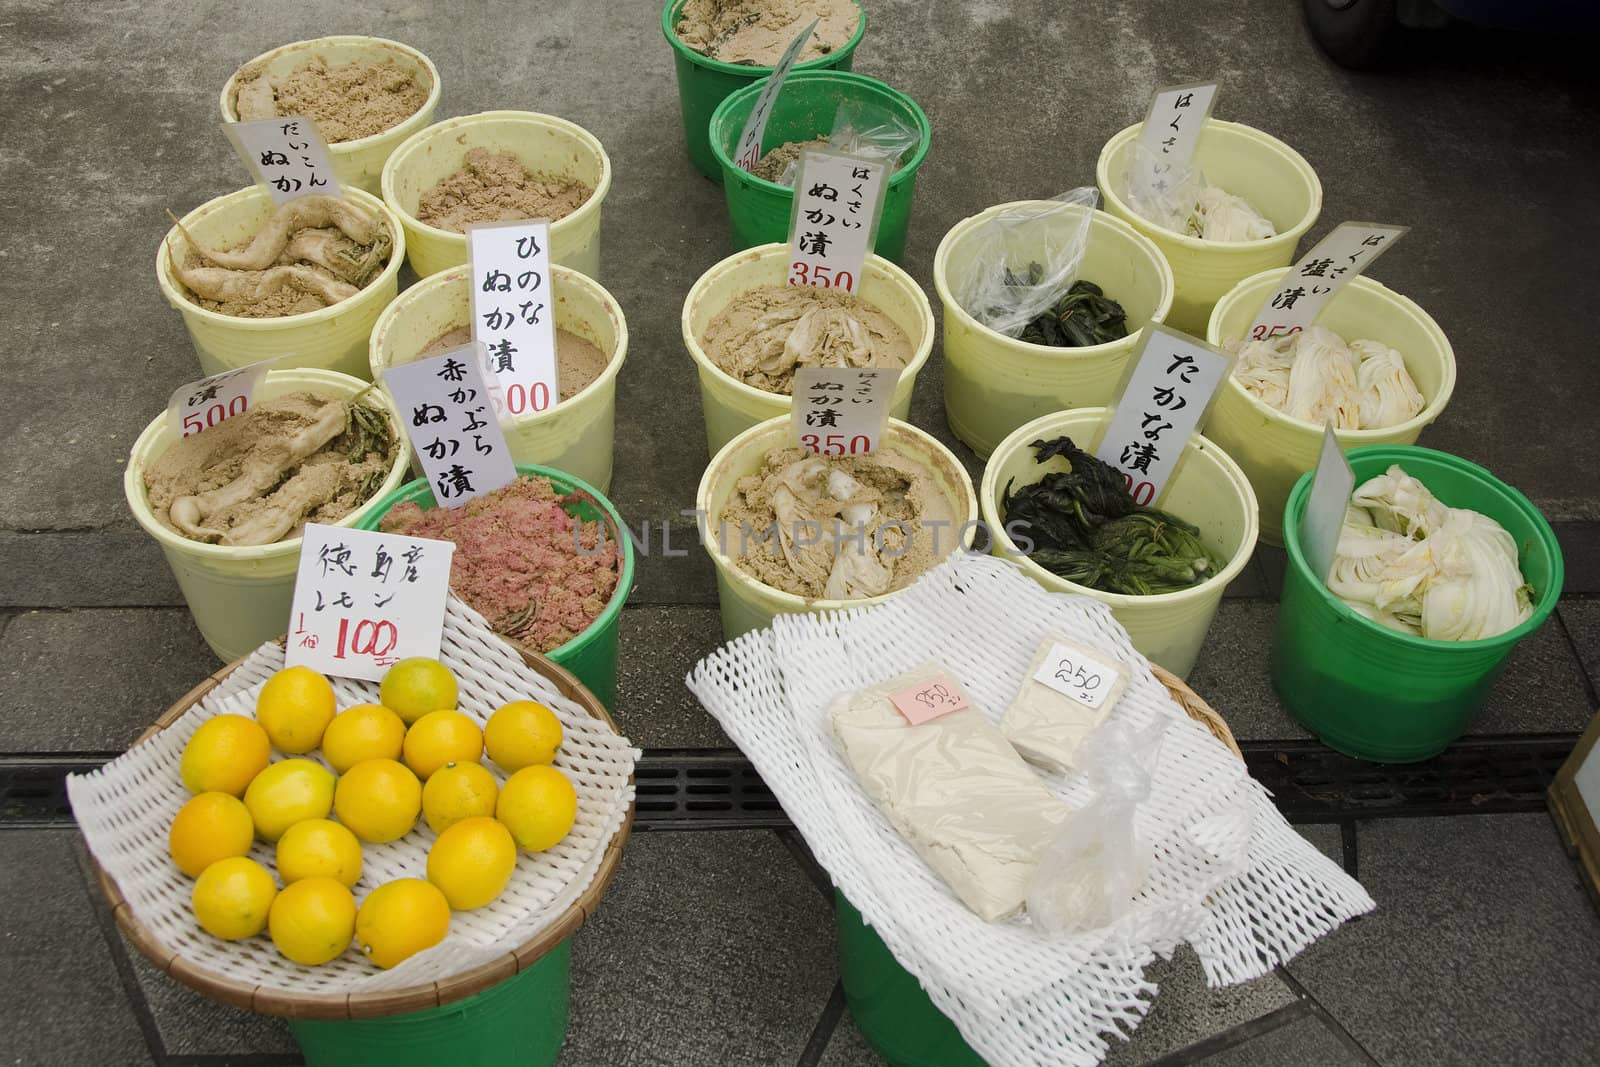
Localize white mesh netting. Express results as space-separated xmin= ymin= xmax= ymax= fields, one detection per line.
xmin=687 ymin=553 xmax=1373 ymax=1067
xmin=67 ymin=594 xmax=637 ymax=996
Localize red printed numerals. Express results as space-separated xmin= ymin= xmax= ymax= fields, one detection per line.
xmin=788 ymin=260 xmax=855 ymax=291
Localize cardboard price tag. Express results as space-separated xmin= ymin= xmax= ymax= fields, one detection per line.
xmin=789 ymin=366 xmax=900 ymax=456
xmin=224 ymin=116 xmax=340 ymax=204
xmin=166 ymin=359 xmax=272 ymax=439
xmin=1032 ymin=640 xmax=1124 ymax=712
xmin=467 ymin=220 xmax=560 ymax=417
xmin=1248 ymin=222 xmax=1409 ymax=341
xmin=1301 ymin=424 xmax=1357 ymax=584
xmin=1131 ymin=82 xmax=1218 ymax=204
xmin=733 ymin=18 xmax=820 ymax=171
xmin=1096 ymin=324 xmax=1233 ymax=505
xmin=286 ymin=524 xmax=454 ymax=682
xmin=787 ymin=150 xmax=886 ymax=295
xmin=381 ymin=343 xmax=518 ymax=508
xmin=888 ymin=672 xmax=971 ymax=726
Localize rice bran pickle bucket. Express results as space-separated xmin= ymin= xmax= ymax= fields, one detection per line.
xmin=1206 ymin=269 xmax=1457 ymax=546
xmin=124 ymin=368 xmax=413 ymax=663
xmin=708 ymin=69 xmax=930 ymax=264
xmin=696 ymin=416 xmax=979 ymax=642
xmin=369 ymin=265 xmax=628 ymax=493
xmin=682 ymin=243 xmax=935 ymax=458
xmin=933 ymin=202 xmax=1176 ymax=459
xmin=1275 ymin=445 xmax=1562 ymax=763
xmin=381 ymin=110 xmax=611 ymax=280
xmin=1096 ymin=119 xmax=1322 ymax=334
xmin=980 ymin=408 xmax=1260 ymax=679
xmin=155 ymin=186 xmax=406 ymax=380
xmin=354 ymin=464 xmax=635 ymax=710
xmin=662 ymin=0 xmax=867 ymax=180
xmin=219 ymin=35 xmax=442 ymax=194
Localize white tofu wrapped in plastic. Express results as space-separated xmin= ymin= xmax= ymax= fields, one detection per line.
xmin=828 ymin=663 xmax=1070 ymax=921
xmin=1002 ymin=638 xmax=1128 ymax=774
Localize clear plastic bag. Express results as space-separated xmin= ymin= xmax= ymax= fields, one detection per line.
xmin=776 ymin=99 xmax=922 ymax=186
xmin=950 ymin=187 xmax=1100 ymax=339
xmin=1124 ymin=143 xmax=1205 ymax=235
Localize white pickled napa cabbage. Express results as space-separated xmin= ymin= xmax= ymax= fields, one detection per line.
xmin=1353 ymin=340 xmax=1426 ymax=429
xmin=1187 ymin=185 xmax=1277 ymax=242
xmin=1230 ymin=327 xmax=1425 ymax=431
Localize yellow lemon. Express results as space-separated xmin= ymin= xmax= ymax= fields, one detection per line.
xmin=484 ymin=700 xmax=563 ymax=772
xmin=276 ymin=819 xmax=363 ymax=888
xmin=496 ymin=765 xmax=577 ymax=852
xmin=243 ymin=759 xmax=335 ymax=842
xmin=169 ymin=792 xmax=255 ymax=877
xmin=402 ymin=710 xmax=483 ymax=781
xmin=426 ymin=817 xmax=517 ymax=910
xmin=180 ymin=714 xmax=270 ymax=796
xmin=379 ymin=658 xmax=458 ymax=725
xmin=255 ymin=666 xmax=337 ymax=754
xmin=356 ymin=878 xmax=451 ymax=969
xmin=422 ymin=761 xmax=500 ymax=834
xmin=321 ymin=703 xmax=406 ymax=773
xmin=268 ymin=876 xmax=356 ymax=965
xmin=192 ymin=856 xmax=276 ymax=940
xmin=333 ymin=758 xmax=422 ymax=843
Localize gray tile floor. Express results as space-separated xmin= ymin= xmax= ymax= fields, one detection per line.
xmin=3 ymin=1 xmax=1599 ymax=1065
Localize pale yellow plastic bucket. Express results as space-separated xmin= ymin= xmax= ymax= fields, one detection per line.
xmin=1205 ymin=269 xmax=1457 ymax=546
xmin=154 ymin=185 xmax=405 ymax=380
xmin=380 ymin=111 xmax=612 ymax=280
xmin=1096 ymin=119 xmax=1322 ymax=335
xmin=219 ymin=36 xmax=441 ymax=194
xmin=124 ymin=368 xmax=414 ymax=663
xmin=368 ymin=265 xmax=628 ymax=493
xmin=979 ymin=407 xmax=1259 ymax=678
xmin=682 ymin=244 xmax=936 ymax=458
xmin=697 ymin=416 xmax=980 ymax=641
xmin=932 ymin=201 xmax=1175 ymax=459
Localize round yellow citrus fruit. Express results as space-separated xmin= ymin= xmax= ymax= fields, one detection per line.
xmin=496 ymin=765 xmax=578 ymax=852
xmin=180 ymin=715 xmax=270 ymax=797
xmin=402 ymin=710 xmax=483 ymax=781
xmin=356 ymin=878 xmax=451 ymax=969
xmin=378 ymin=658 xmax=458 ymax=725
xmin=192 ymin=856 xmax=276 ymax=940
xmin=169 ymin=792 xmax=255 ymax=877
xmin=426 ymin=817 xmax=517 ymax=910
xmin=243 ymin=759 xmax=335 ymax=842
xmin=321 ymin=703 xmax=406 ymax=774
xmin=421 ymin=761 xmax=500 ymax=834
xmin=333 ymin=758 xmax=422 ymax=843
xmin=483 ymin=701 xmax=563 ymax=772
xmin=255 ymin=666 xmax=337 ymax=754
xmin=269 ymin=876 xmax=356 ymax=965
xmin=276 ymin=818 xmax=363 ymax=888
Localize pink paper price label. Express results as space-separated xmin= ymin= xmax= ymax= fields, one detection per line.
xmin=888 ymin=673 xmax=971 ymax=726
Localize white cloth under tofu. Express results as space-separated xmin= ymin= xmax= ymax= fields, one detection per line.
xmin=1002 ymin=638 xmax=1127 ymax=774
xmin=828 ymin=663 xmax=1070 ymax=920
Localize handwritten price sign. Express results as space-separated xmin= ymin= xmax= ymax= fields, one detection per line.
xmin=1032 ymin=641 xmax=1123 ymax=711
xmin=888 ymin=672 xmax=972 ymax=726
xmin=166 ymin=360 xmax=273 ymax=439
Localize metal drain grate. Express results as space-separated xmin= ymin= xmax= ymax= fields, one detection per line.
xmin=636 ymin=750 xmax=786 ymax=831
xmin=0 ymin=756 xmax=103 ymax=828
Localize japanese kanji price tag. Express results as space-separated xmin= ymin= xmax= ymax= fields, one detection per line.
xmin=1130 ymin=82 xmax=1218 ymax=205
xmin=467 ymin=219 xmax=560 ymax=418
xmin=787 ymin=150 xmax=886 ymax=295
xmin=286 ymin=524 xmax=454 ymax=682
xmin=1096 ymin=324 xmax=1233 ymax=505
xmin=734 ymin=18 xmax=820 ymax=171
xmin=224 ymin=116 xmax=340 ymax=204
xmin=381 ymin=342 xmax=518 ymax=508
xmin=1032 ymin=640 xmax=1124 ymax=713
xmin=1246 ymin=222 xmax=1409 ymax=341
xmin=789 ymin=365 xmax=901 ymax=456
xmin=888 ymin=672 xmax=971 ymax=726
xmin=166 ymin=359 xmax=272 ymax=439
xmin=1300 ymin=424 xmax=1356 ymax=584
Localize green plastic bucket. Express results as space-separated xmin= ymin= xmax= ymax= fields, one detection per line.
xmin=290 ymin=940 xmax=570 ymax=1067
xmin=1275 ymin=445 xmax=1563 ymax=763
xmin=708 ymin=70 xmax=931 ymax=264
xmin=835 ymin=893 xmax=984 ymax=1067
xmin=662 ymin=0 xmax=866 ymax=179
xmin=353 ymin=464 xmax=634 ymax=709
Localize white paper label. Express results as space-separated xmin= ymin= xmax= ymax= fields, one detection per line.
xmin=1096 ymin=324 xmax=1233 ymax=505
xmin=381 ymin=343 xmax=518 ymax=508
xmin=166 ymin=360 xmax=271 ymax=439
xmin=1033 ymin=641 xmax=1124 ymax=711
xmin=1248 ymin=222 xmax=1409 ymax=340
xmin=286 ymin=524 xmax=454 ymax=682
xmin=789 ymin=365 xmax=901 ymax=456
xmin=786 ymin=151 xmax=887 ymax=295
xmin=734 ymin=19 xmax=820 ymax=171
xmin=467 ymin=220 xmax=559 ymax=417
xmin=1131 ymin=82 xmax=1218 ymax=203
xmin=1302 ymin=424 xmax=1356 ymax=584
xmin=224 ymin=116 xmax=340 ymax=204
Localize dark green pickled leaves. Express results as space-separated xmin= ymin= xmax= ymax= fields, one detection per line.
xmin=1001 ymin=267 xmax=1128 ymax=348
xmin=1003 ymin=436 xmax=1221 ymax=596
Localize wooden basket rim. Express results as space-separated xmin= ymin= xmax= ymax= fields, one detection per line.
xmin=1153 ymin=664 xmax=1243 ymax=759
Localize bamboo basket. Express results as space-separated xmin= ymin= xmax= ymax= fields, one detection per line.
xmin=1154 ymin=664 xmax=1242 ymax=760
